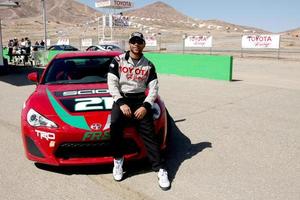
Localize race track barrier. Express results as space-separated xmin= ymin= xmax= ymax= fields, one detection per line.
xmin=2 ymin=48 xmax=8 ymax=60
xmin=144 ymin=53 xmax=233 ymax=81
xmin=35 ymin=50 xmax=65 ymax=66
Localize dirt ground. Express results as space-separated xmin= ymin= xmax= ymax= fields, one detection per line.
xmin=0 ymin=57 xmax=299 ymax=199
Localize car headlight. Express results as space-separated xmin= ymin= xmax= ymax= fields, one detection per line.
xmin=26 ymin=108 xmax=58 ymax=128
xmin=152 ymin=103 xmax=161 ymax=120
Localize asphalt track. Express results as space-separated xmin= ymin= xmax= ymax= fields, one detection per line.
xmin=0 ymin=57 xmax=299 ymax=200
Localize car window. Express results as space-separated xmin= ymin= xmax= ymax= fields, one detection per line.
xmin=43 ymin=57 xmax=113 ymax=84
xmin=88 ymin=46 xmax=97 ymax=51
xmin=48 ymin=46 xmax=56 ymax=50
xmin=64 ymin=45 xmax=78 ymax=51
xmin=106 ymin=45 xmax=114 ymax=50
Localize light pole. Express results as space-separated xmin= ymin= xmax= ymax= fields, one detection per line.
xmin=41 ymin=0 xmax=47 ymax=49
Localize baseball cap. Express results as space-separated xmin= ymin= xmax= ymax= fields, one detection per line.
xmin=129 ymin=32 xmax=145 ymax=43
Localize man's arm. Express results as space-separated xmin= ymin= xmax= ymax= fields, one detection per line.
xmin=107 ymin=58 xmax=125 ymax=105
xmin=143 ymin=62 xmax=159 ymax=111
xmin=108 ymin=57 xmax=132 ymax=117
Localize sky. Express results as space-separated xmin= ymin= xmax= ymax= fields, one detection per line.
xmin=78 ymin=0 xmax=299 ymax=33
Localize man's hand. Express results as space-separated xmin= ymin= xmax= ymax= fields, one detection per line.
xmin=134 ymin=106 xmax=147 ymax=120
xmin=120 ymin=104 xmax=132 ymax=117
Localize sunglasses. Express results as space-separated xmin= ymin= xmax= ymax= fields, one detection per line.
xmin=129 ymin=38 xmax=144 ymax=45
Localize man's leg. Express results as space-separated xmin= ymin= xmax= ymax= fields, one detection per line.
xmin=110 ymin=103 xmax=126 ymax=181
xmin=110 ymin=103 xmax=126 ymax=158
xmin=136 ymin=109 xmax=170 ymax=190
xmin=136 ymin=111 xmax=164 ymax=171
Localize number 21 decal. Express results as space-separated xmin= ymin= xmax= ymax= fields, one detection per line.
xmin=74 ymin=97 xmax=113 ymax=111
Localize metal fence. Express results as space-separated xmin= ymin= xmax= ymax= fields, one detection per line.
xmin=15 ymin=32 xmax=300 ymax=67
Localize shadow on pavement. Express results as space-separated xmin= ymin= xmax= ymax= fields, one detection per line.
xmin=0 ymin=65 xmax=44 ymax=86
xmin=34 ymin=162 xmax=112 ymax=175
xmin=164 ymin=112 xmax=212 ymax=182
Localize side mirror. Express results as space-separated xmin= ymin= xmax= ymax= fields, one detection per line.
xmin=27 ymin=72 xmax=38 ymax=83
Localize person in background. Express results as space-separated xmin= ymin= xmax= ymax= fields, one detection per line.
xmin=40 ymin=40 xmax=45 ymax=47
xmin=8 ymin=39 xmax=14 ymax=62
xmin=107 ymin=32 xmax=171 ymax=191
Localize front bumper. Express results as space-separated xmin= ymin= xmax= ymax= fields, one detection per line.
xmin=22 ymin=124 xmax=147 ymax=166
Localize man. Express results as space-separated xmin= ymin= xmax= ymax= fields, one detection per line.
xmin=8 ymin=39 xmax=14 ymax=62
xmin=107 ymin=32 xmax=170 ymax=190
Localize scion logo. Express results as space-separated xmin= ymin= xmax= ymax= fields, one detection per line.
xmin=35 ymin=130 xmax=55 ymax=141
xmin=90 ymin=123 xmax=102 ymax=131
xmin=61 ymin=89 xmax=109 ymax=97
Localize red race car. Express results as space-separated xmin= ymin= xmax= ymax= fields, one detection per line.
xmin=21 ymin=51 xmax=168 ymax=166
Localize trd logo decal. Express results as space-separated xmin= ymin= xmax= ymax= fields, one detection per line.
xmin=35 ymin=130 xmax=55 ymax=141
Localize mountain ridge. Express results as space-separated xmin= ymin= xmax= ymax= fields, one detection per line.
xmin=1 ymin=0 xmax=298 ymax=44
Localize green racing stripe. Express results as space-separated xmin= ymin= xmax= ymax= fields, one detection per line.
xmin=46 ymin=88 xmax=90 ymax=130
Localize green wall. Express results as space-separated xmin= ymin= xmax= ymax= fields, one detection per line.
xmin=2 ymin=48 xmax=9 ymax=59
xmin=144 ymin=53 xmax=233 ymax=81
xmin=47 ymin=50 xmax=62 ymax=61
xmin=37 ymin=50 xmax=65 ymax=66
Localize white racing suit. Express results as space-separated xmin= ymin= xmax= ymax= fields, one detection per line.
xmin=107 ymin=51 xmax=164 ymax=171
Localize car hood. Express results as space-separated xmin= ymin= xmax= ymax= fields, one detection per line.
xmin=27 ymin=83 xmax=113 ymax=131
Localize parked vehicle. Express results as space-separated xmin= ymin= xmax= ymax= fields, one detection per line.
xmin=21 ymin=51 xmax=169 ymax=166
xmin=86 ymin=44 xmax=124 ymax=53
xmin=48 ymin=45 xmax=79 ymax=51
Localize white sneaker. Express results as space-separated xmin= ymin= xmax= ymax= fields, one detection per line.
xmin=113 ymin=157 xmax=124 ymax=181
xmin=157 ymin=168 xmax=170 ymax=190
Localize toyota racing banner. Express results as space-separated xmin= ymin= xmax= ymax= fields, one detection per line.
xmin=242 ymin=35 xmax=280 ymax=49
xmin=184 ymin=36 xmax=213 ymax=48
xmin=95 ymin=0 xmax=134 ymax=8
xmin=145 ymin=36 xmax=157 ymax=47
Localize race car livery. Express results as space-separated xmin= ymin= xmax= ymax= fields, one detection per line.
xmin=21 ymin=51 xmax=168 ymax=166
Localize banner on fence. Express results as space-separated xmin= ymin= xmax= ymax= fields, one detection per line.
xmin=184 ymin=36 xmax=213 ymax=48
xmin=95 ymin=0 xmax=134 ymax=8
xmin=145 ymin=36 xmax=157 ymax=47
xmin=57 ymin=38 xmax=70 ymax=45
xmin=81 ymin=38 xmax=93 ymax=47
xmin=242 ymin=35 xmax=280 ymax=49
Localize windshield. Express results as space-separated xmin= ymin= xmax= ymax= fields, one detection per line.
xmin=101 ymin=45 xmax=122 ymax=51
xmin=42 ymin=56 xmax=113 ymax=84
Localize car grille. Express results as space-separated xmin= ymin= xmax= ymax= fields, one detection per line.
xmin=55 ymin=139 xmax=139 ymax=159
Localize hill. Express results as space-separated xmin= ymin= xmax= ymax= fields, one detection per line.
xmin=0 ymin=0 xmax=101 ymax=23
xmin=283 ymin=27 xmax=300 ymax=36
xmin=125 ymin=1 xmax=192 ymax=23
xmin=1 ymin=0 xmax=102 ymax=44
xmin=123 ymin=1 xmax=268 ymax=36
